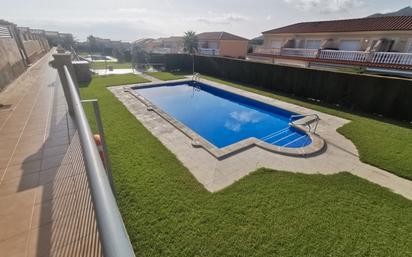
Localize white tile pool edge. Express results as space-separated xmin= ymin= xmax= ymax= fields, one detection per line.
xmin=124 ymin=79 xmax=325 ymax=159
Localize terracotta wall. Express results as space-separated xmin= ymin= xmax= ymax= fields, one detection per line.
xmin=23 ymin=40 xmax=44 ymax=63
xmin=219 ymin=40 xmax=248 ymax=58
xmin=0 ymin=37 xmax=26 ymax=91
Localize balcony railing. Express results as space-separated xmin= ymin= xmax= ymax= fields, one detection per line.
xmin=281 ymin=48 xmax=319 ymax=58
xmin=251 ymin=47 xmax=412 ymax=66
xmin=319 ymin=50 xmax=369 ymax=62
xmin=198 ymin=48 xmax=220 ymax=56
xmin=372 ymin=52 xmax=412 ymax=65
xmin=254 ymin=46 xmax=281 ymax=55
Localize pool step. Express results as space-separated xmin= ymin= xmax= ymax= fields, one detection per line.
xmin=282 ymin=134 xmax=310 ymax=148
xmin=261 ymin=128 xmax=311 ymax=148
xmin=260 ymin=128 xmax=289 ymax=141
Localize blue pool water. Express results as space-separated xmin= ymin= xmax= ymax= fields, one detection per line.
xmin=134 ymin=81 xmax=311 ymax=149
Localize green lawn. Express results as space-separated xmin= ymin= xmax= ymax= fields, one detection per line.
xmin=145 ymin=71 xmax=188 ymax=81
xmin=90 ymin=62 xmax=133 ymax=70
xmin=80 ymin=74 xmax=412 ymax=257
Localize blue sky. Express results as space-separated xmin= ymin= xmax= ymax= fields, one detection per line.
xmin=1 ymin=0 xmax=411 ymax=41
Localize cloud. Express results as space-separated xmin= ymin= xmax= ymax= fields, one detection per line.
xmin=197 ymin=13 xmax=249 ymax=25
xmin=224 ymin=121 xmax=241 ymax=132
xmin=224 ymin=111 xmax=261 ymax=132
xmin=284 ymin=0 xmax=364 ymax=14
xmin=116 ymin=8 xmax=148 ymax=14
xmin=230 ymin=111 xmax=261 ymax=124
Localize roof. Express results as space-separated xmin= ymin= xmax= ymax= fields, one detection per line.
xmin=263 ymin=16 xmax=412 ymax=34
xmin=162 ymin=36 xmax=183 ymax=42
xmin=197 ymin=31 xmax=249 ymax=41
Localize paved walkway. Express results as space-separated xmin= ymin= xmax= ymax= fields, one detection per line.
xmin=0 ymin=52 xmax=102 ymax=256
xmin=111 ymin=78 xmax=412 ymax=200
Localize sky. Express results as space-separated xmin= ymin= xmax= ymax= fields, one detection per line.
xmin=1 ymin=0 xmax=412 ymax=42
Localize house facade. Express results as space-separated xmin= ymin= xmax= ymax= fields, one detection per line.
xmin=197 ymin=32 xmax=249 ymax=59
xmin=248 ymin=16 xmax=412 ymax=69
xmin=151 ymin=36 xmax=184 ymax=54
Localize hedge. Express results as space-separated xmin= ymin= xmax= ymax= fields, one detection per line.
xmin=155 ymin=54 xmax=412 ymax=121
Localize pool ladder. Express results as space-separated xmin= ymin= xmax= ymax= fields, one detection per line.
xmin=192 ymin=73 xmax=200 ymax=82
xmin=289 ymin=114 xmax=320 ymax=134
xmin=192 ymin=73 xmax=201 ymax=91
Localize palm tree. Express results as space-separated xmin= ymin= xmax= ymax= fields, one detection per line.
xmin=183 ymin=31 xmax=198 ymax=54
xmin=183 ymin=31 xmax=198 ymax=74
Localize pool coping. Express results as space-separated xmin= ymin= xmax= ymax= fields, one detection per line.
xmin=124 ymin=79 xmax=326 ymax=159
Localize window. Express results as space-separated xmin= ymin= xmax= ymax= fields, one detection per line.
xmin=408 ymin=41 xmax=412 ymax=53
xmin=209 ymin=42 xmax=218 ymax=49
xmin=305 ymin=40 xmax=321 ymax=49
xmin=339 ymin=40 xmax=361 ymax=51
xmin=271 ymin=40 xmax=282 ymax=48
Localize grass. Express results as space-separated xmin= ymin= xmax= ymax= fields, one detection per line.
xmin=77 ymin=51 xmax=102 ymax=56
xmin=145 ymin=71 xmax=188 ymax=81
xmin=90 ymin=62 xmax=133 ymax=70
xmin=81 ymin=74 xmax=149 ymax=88
xmin=200 ymin=75 xmax=412 ymax=180
xmin=80 ymin=74 xmax=412 ymax=257
xmin=336 ymin=66 xmax=366 ymax=74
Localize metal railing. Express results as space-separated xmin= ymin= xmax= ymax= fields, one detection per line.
xmin=63 ymin=65 xmax=135 ymax=257
xmin=289 ymin=114 xmax=320 ymax=134
xmin=254 ymin=46 xmax=281 ymax=55
xmin=372 ymin=52 xmax=412 ymax=65
xmin=281 ymin=48 xmax=319 ymax=58
xmin=192 ymin=72 xmax=200 ymax=81
xmin=319 ymin=50 xmax=369 ymax=62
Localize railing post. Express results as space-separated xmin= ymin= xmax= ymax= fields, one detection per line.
xmin=50 ymin=50 xmax=79 ymax=116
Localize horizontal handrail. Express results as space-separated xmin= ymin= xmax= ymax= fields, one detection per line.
xmin=63 ymin=66 xmax=135 ymax=257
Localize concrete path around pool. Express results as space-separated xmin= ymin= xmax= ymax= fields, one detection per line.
xmin=110 ymin=78 xmax=412 ymax=200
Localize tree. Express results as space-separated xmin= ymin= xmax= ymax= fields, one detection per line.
xmin=183 ymin=31 xmax=198 ymax=54
xmin=87 ymin=35 xmax=97 ymax=52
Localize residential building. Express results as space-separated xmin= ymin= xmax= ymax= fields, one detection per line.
xmin=133 ymin=36 xmax=184 ymax=54
xmin=197 ymin=32 xmax=249 ymax=59
xmin=247 ymin=16 xmax=412 ymax=69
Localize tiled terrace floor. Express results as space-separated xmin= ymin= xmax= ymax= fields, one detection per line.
xmin=0 ymin=51 xmax=102 ymax=256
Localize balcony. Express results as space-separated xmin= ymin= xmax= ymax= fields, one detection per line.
xmin=319 ymin=50 xmax=369 ymax=62
xmin=281 ymin=48 xmax=318 ymax=58
xmin=372 ymin=52 xmax=412 ymax=65
xmin=254 ymin=46 xmax=281 ymax=55
xmin=249 ymin=47 xmax=412 ymax=68
xmin=198 ymin=48 xmax=220 ymax=56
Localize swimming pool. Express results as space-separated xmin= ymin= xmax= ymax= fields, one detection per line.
xmin=133 ymin=81 xmax=314 ymax=151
